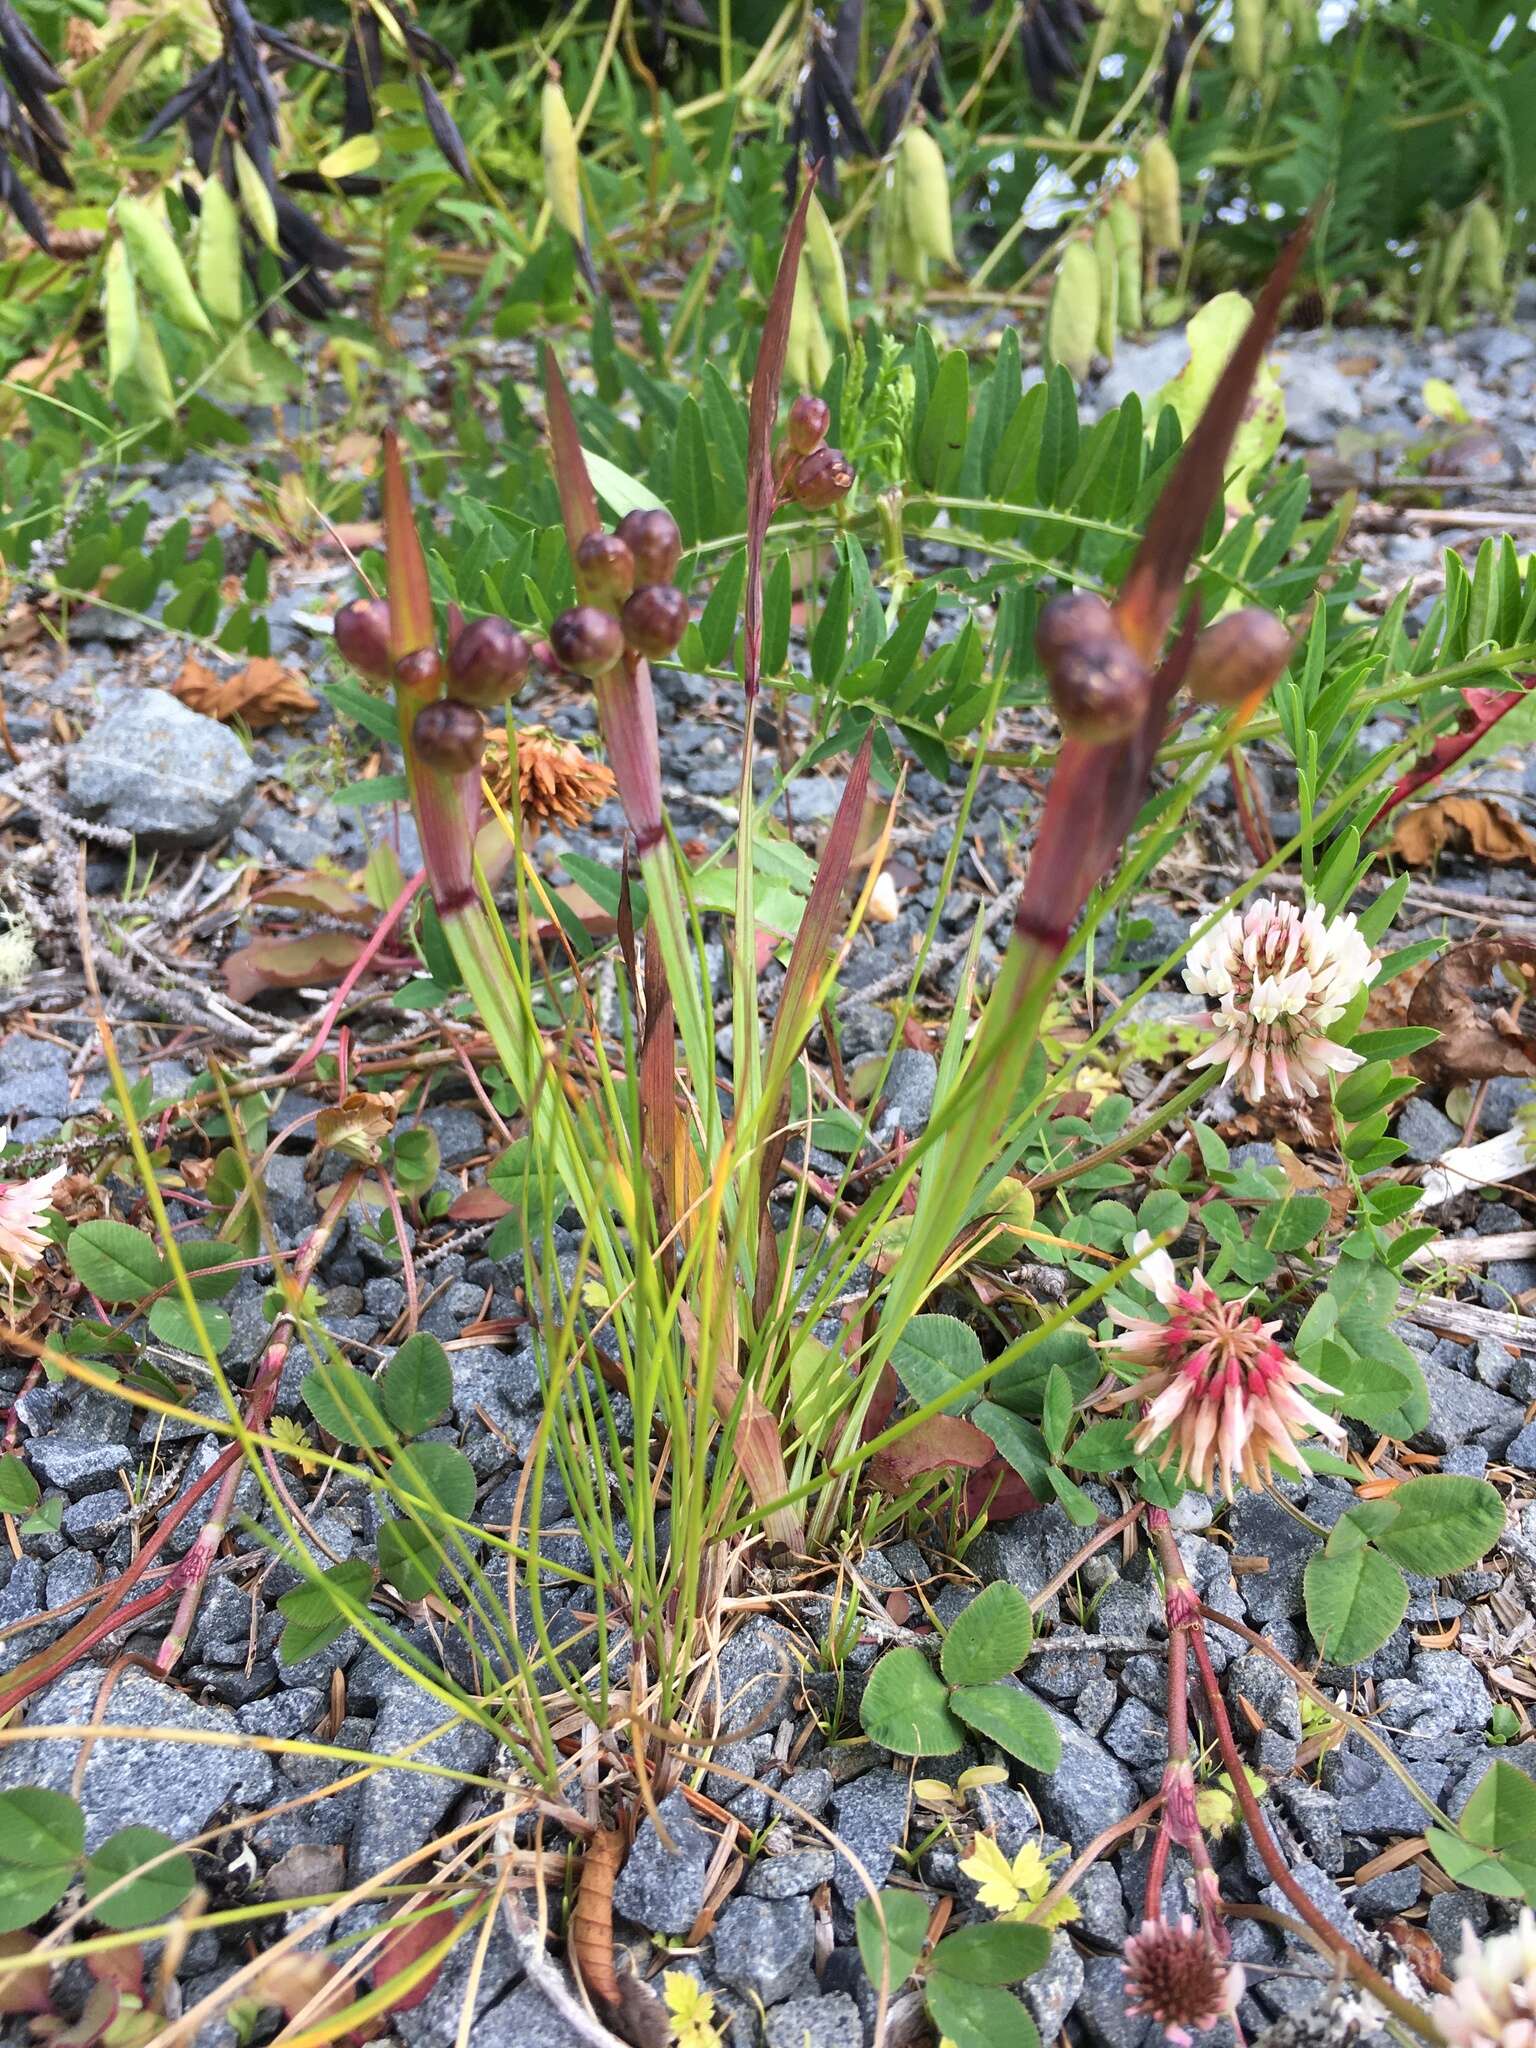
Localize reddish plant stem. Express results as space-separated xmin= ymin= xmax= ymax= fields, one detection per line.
xmin=155 ymin=1168 xmax=363 ymax=1674
xmin=1149 ymin=1515 xmax=1445 ymax=2047
xmin=1146 ymin=1511 xmax=1228 ymax=1946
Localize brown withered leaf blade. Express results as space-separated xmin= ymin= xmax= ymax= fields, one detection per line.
xmin=222 ymin=929 xmax=369 ymax=1004
xmin=1391 ymin=795 xmax=1536 ymax=869
xmin=172 ymin=653 xmax=317 ymax=728
xmin=542 ymin=345 xmax=602 ymax=559
xmin=250 ymin=871 xmax=375 ymax=922
xmin=315 ymin=1088 xmax=397 ymax=1165
xmin=371 ymin=1898 xmax=458 ymax=2015
xmin=743 ymin=164 xmax=820 ymax=696
xmin=1408 ymin=937 xmax=1536 ymax=1083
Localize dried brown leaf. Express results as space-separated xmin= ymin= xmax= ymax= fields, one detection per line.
xmin=172 ymin=653 xmax=318 ymax=729
xmin=1408 ymin=937 xmax=1536 ymax=1082
xmin=1391 ymin=794 xmax=1536 ymax=868
xmin=222 ymin=929 xmax=369 ymax=1003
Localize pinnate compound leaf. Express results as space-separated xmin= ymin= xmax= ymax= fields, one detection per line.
xmin=854 ymin=1889 xmax=930 ymax=1993
xmin=84 ymin=1826 xmax=195 ymax=1929
xmin=1304 ymin=1545 xmax=1407 ymax=1665
xmin=1371 ymin=1475 xmax=1505 ymax=1576
xmin=860 ymin=1648 xmax=964 ymax=1758
xmin=930 ymin=1919 xmax=1052 ymax=1985
xmin=302 ymin=1360 xmax=392 ymax=1448
xmin=382 ymin=1333 xmax=452 ymax=1436
xmin=0 ymin=1787 xmax=84 ymax=1933
xmin=67 ymin=1221 xmax=167 ymax=1303
xmin=925 ymin=1973 xmax=1041 ymax=2048
xmin=949 ymin=1686 xmax=1061 ymax=1770
xmin=941 ymin=1582 xmax=1033 ymax=1688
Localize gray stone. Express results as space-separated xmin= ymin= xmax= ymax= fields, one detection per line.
xmin=1505 ymin=1421 xmax=1536 ymax=1471
xmin=1427 ymin=1890 xmax=1490 ymax=1954
xmin=1024 ymin=1931 xmax=1085 ymax=2036
xmin=1419 ymin=1358 xmax=1523 ymax=1452
xmin=23 ymin=1435 xmax=131 ymax=1495
xmin=1104 ymin=1698 xmax=1166 ymax=1771
xmin=1323 ymin=1737 xmax=1452 ymax=1840
xmin=1379 ymin=1650 xmax=1491 ymax=1750
xmin=1274 ymin=1781 xmax=1344 ymax=1874
xmin=1473 ymin=1337 xmax=1516 ymax=1390
xmin=63 ymin=1489 xmax=126 ymax=1546
xmin=1275 ymin=352 xmax=1364 ymax=444
xmin=764 ymin=1991 xmax=863 ymax=2048
xmin=1093 ymin=329 xmax=1191 ymax=412
xmin=1260 ymin=1857 xmax=1359 ymax=1946
xmin=780 ymin=1766 xmax=833 ymax=1819
xmin=393 ymin=1914 xmax=522 ymax=2045
xmin=44 ymin=1551 xmax=100 ymax=1610
xmin=1076 ymin=1953 xmax=1154 ymax=2048
xmin=419 ymin=1104 xmax=485 ymax=1167
xmin=1015 ymin=1696 xmax=1136 ymax=1849
xmin=713 ymin=1895 xmax=815 ymax=2005
xmin=612 ymin=1787 xmax=713 ymax=1934
xmin=0 ymin=1038 xmax=71 ymax=1123
xmin=828 ymin=1770 xmax=909 ymax=1908
xmin=1395 ymin=1099 xmax=1460 ymax=1163
xmin=872 ymin=1049 xmax=938 ymax=1141
xmin=66 ymin=690 xmax=260 ymax=848
xmin=0 ymin=1668 xmax=273 ymax=1847
xmin=1074 ymin=1675 xmax=1117 ymax=1736
xmin=349 ymin=1680 xmax=495 ymax=1883
xmin=485 ymin=1979 xmax=589 ymax=2048
xmin=746 ymin=1849 xmax=835 ymax=1898
xmin=1226 ymin=1652 xmax=1302 ymax=1743
xmin=1077 ymin=1862 xmax=1129 ymax=1946
xmin=1350 ymin=1865 xmax=1422 ymax=1917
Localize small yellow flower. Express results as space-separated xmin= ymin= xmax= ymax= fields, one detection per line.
xmin=663 ymin=1971 xmax=723 ymax=2048
xmin=959 ymin=1834 xmax=1079 ymax=1929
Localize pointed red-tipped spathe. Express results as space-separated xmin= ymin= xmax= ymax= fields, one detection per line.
xmin=382 ymin=429 xmax=438 ymax=672
xmin=541 ymin=345 xmax=602 ymax=559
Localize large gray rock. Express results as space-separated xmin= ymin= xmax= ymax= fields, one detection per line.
xmin=0 ymin=1668 xmax=274 ymax=1847
xmin=1014 ymin=1696 xmax=1137 ymax=1849
xmin=349 ymin=1679 xmax=496 ymax=1883
xmin=764 ymin=1991 xmax=864 ymax=2048
xmin=612 ymin=1787 xmax=713 ymax=1934
xmin=66 ymin=689 xmax=260 ymax=848
xmin=712 ymin=1895 xmax=815 ymax=2005
xmin=0 ymin=1037 xmax=71 ymax=1123
xmin=828 ymin=1770 xmax=909 ymax=1908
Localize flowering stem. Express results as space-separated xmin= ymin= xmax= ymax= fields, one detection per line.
xmin=1150 ymin=1515 xmax=1446 ymax=2047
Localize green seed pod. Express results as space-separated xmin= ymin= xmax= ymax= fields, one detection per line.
xmin=1139 ymin=135 xmax=1182 ymax=255
xmin=196 ymin=177 xmax=243 ymax=327
xmin=1231 ymin=0 xmax=1265 ymax=83
xmin=116 ymin=194 xmax=213 ymax=339
xmin=1466 ymin=200 xmax=1505 ymax=309
xmin=1437 ymin=211 xmax=1471 ymax=327
xmin=1185 ymin=607 xmax=1292 ymax=707
xmin=804 ymin=192 xmax=852 ymax=340
xmin=1094 ymin=215 xmax=1119 ymax=362
xmin=413 ymin=698 xmax=485 ymax=774
xmin=1108 ymin=195 xmax=1142 ymax=333
xmin=785 ymin=255 xmax=832 ymax=393
xmin=232 ymin=142 xmax=280 ymax=255
xmin=541 ymin=67 xmax=585 ymax=250
xmin=103 ymin=236 xmax=138 ymax=392
xmin=132 ymin=300 xmax=177 ymax=420
xmin=1046 ymin=240 xmax=1100 ymax=386
xmin=897 ymin=123 xmax=956 ymax=269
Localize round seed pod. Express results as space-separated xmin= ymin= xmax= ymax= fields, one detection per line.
xmin=550 ymin=604 xmax=625 ymax=680
xmin=448 ymin=616 xmax=532 ymax=705
xmin=574 ymin=530 xmax=635 ymax=606
xmin=412 ymin=698 xmax=485 ymax=773
xmin=791 ymin=445 xmax=854 ymax=510
xmin=787 ymin=393 xmax=831 ymax=455
xmin=621 ymin=584 xmax=690 ymax=660
xmin=333 ymin=598 xmax=393 ymax=683
xmin=395 ymin=646 xmax=444 ymax=694
xmin=1035 ymin=590 xmax=1148 ymax=744
xmin=1185 ymin=607 xmax=1293 ymax=708
xmin=615 ymin=508 xmax=682 ymax=587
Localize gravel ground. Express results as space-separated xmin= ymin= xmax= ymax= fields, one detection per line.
xmin=2 ymin=299 xmax=1535 ymax=2045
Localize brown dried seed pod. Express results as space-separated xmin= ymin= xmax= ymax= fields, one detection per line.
xmin=614 ymin=508 xmax=682 ymax=586
xmin=621 ymin=584 xmax=690 ymax=660
xmin=333 ymin=598 xmax=393 ymax=683
xmin=787 ymin=393 xmax=831 ymax=455
xmin=574 ymin=531 xmax=636 ymax=606
xmin=395 ymin=646 xmax=445 ymax=694
xmin=792 ymin=445 xmax=854 ymax=510
xmin=412 ymin=698 xmax=485 ymax=773
xmin=1185 ymin=607 xmax=1293 ymax=707
xmin=448 ymin=617 xmax=532 ymax=705
xmin=550 ymin=604 xmax=625 ymax=680
xmin=1034 ymin=590 xmax=1148 ymax=744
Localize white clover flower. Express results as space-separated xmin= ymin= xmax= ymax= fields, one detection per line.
xmin=1183 ymin=894 xmax=1377 ymax=1105
xmin=1435 ymin=1910 xmax=1536 ymax=2048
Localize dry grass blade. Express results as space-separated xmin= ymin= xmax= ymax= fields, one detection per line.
xmin=742 ymin=161 xmax=821 ymax=697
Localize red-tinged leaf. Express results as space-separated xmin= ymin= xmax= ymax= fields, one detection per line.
xmin=1369 ymin=680 xmax=1534 ymax=827
xmin=372 ymin=1902 xmax=459 ymax=2014
xmin=0 ymin=1932 xmax=52 ymax=2014
xmin=593 ymin=653 xmax=664 ymax=849
xmin=447 ymin=1186 xmax=512 ymax=1222
xmin=1114 ymin=212 xmax=1315 ymax=666
xmin=542 ymin=346 xmax=602 ymax=560
xmin=86 ymin=1948 xmax=142 ymax=1999
xmin=869 ymin=1412 xmax=1000 ymax=1494
xmin=743 ymin=164 xmax=820 ymax=697
xmin=251 ymin=873 xmax=375 ymax=922
xmin=222 ymin=930 xmax=370 ymax=1004
xmin=963 ymin=1460 xmax=1040 ymax=1521
xmin=382 ymin=430 xmax=435 ymax=665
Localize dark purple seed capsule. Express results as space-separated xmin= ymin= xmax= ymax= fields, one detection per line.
xmin=1034 ymin=590 xmax=1148 ymax=744
xmin=621 ymin=584 xmax=690 ymax=660
xmin=1186 ymin=607 xmax=1293 ymax=707
xmin=412 ymin=698 xmax=485 ymax=773
xmin=394 ymin=646 xmax=445 ymax=694
xmin=333 ymin=597 xmax=392 ymax=682
xmin=574 ymin=531 xmax=636 ymax=606
xmin=448 ymin=616 xmax=532 ymax=705
xmin=614 ymin=507 xmax=683 ymax=586
xmin=786 ymin=393 xmax=831 ymax=455
xmin=791 ymin=445 xmax=854 ymax=510
xmin=550 ymin=604 xmax=625 ymax=680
